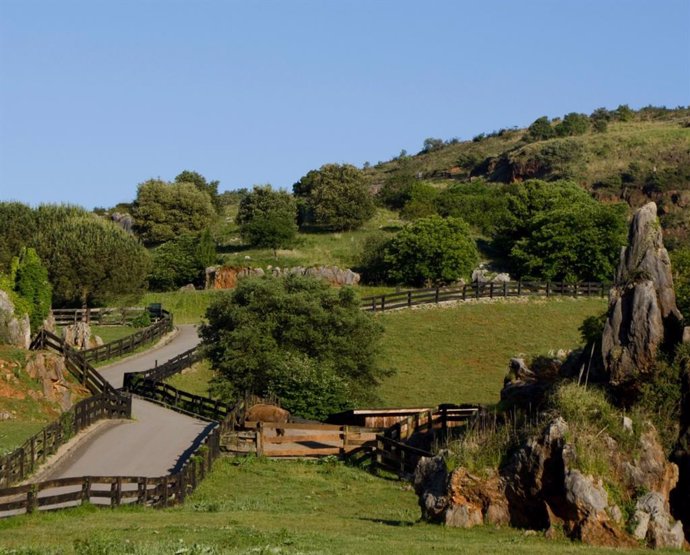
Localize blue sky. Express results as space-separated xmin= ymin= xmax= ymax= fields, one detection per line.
xmin=0 ymin=0 xmax=688 ymax=209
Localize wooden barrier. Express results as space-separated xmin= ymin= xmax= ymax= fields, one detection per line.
xmin=0 ymin=422 xmax=220 ymax=518
xmin=361 ymin=280 xmax=608 ymax=312
xmin=0 ymin=392 xmax=132 ymax=488
xmin=79 ymin=311 xmax=173 ymax=364
xmin=52 ymin=307 xmax=150 ymax=326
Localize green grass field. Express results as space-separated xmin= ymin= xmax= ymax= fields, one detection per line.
xmin=376 ymin=297 xmax=606 ymax=407
xmin=165 ymin=359 xmax=217 ymax=397
xmin=0 ymin=458 xmax=653 ymax=554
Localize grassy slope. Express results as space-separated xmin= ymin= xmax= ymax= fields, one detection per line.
xmin=376 ymin=297 xmax=606 ymax=407
xmin=0 ymin=458 xmax=652 ymax=555
xmin=165 ymin=359 xmax=217 ymax=397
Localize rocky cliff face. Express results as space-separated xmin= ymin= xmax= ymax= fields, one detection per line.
xmin=601 ymin=202 xmax=685 ymax=401
xmin=0 ymin=290 xmax=30 ymax=349
xmin=205 ymin=265 xmax=360 ymax=289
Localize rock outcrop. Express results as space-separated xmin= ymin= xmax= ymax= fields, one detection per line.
xmin=0 ymin=290 xmax=30 ymax=349
xmin=601 ymin=202 xmax=685 ymax=401
xmin=25 ymin=352 xmax=76 ymax=411
xmin=62 ymin=322 xmax=103 ymax=350
xmin=414 ymin=417 xmax=682 ymax=548
xmin=205 ymin=265 xmax=360 ymax=290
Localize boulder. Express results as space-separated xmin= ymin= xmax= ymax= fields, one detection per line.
xmin=62 ymin=322 xmax=103 ymax=350
xmin=24 ymin=351 xmax=75 ymax=411
xmin=601 ymin=202 xmax=685 ymax=402
xmin=0 ymin=290 xmax=30 ymax=349
xmin=632 ymin=492 xmax=685 ymax=549
xmin=413 ymin=456 xmax=449 ymax=523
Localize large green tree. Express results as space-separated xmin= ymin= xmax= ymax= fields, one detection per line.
xmin=132 ymin=179 xmax=215 ymax=245
xmin=236 ymin=185 xmax=298 ymax=256
xmin=148 ymin=233 xmax=216 ymax=291
xmin=12 ymin=248 xmax=51 ymax=330
xmin=200 ymin=275 xmax=386 ymax=419
xmin=0 ymin=202 xmax=37 ymax=272
xmin=174 ymin=170 xmax=221 ymax=212
xmin=385 ymin=215 xmax=479 ymax=286
xmin=293 ymin=163 xmax=375 ymax=231
xmin=34 ymin=206 xmax=151 ymax=307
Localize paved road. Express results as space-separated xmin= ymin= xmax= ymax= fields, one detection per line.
xmin=100 ymin=324 xmax=200 ymax=389
xmin=35 ymin=324 xmax=208 ymax=481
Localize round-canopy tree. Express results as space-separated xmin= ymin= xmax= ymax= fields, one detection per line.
xmin=34 ymin=206 xmax=151 ymax=307
xmin=200 ymin=275 xmax=387 ymax=419
xmin=132 ymin=179 xmax=215 ymax=245
xmin=0 ymin=202 xmax=37 ymax=272
xmin=293 ymin=163 xmax=375 ymax=231
xmin=236 ymin=185 xmax=298 ymax=256
xmin=385 ymin=215 xmax=479 ymax=287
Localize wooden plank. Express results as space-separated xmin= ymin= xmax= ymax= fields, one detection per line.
xmin=37 ymin=490 xmax=84 ymax=507
xmin=245 ymin=421 xmax=344 ymax=431
xmin=263 ymin=434 xmax=342 ymax=444
xmin=264 ymin=447 xmax=340 ymax=457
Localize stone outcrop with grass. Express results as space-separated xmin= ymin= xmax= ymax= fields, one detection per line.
xmin=416 ymin=202 xmax=689 ymax=549
xmin=0 ymin=290 xmax=30 ymax=349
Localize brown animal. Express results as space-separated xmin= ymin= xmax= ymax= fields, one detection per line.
xmin=245 ymin=403 xmax=290 ymax=436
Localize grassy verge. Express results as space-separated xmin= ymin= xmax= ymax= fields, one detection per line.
xmin=375 ymin=297 xmax=606 ymax=407
xmin=164 ymin=359 xmax=217 ymax=398
xmin=0 ymin=458 xmax=651 ymax=554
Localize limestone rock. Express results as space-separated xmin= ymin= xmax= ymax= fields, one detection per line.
xmin=413 ymin=456 xmax=449 ymax=522
xmin=42 ymin=311 xmax=56 ymax=334
xmin=24 ymin=351 xmax=75 ymax=410
xmin=62 ymin=322 xmax=103 ymax=350
xmin=633 ymin=492 xmax=685 ymax=549
xmin=601 ymin=202 xmax=685 ymax=400
xmin=0 ymin=290 xmax=30 ymax=349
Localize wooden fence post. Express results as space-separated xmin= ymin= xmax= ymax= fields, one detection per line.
xmin=381 ymin=296 xmax=386 ymax=312
xmin=81 ymin=477 xmax=91 ymax=504
xmin=546 ymin=281 xmax=551 ymax=297
xmin=435 ymin=287 xmax=440 ymax=304
xmin=462 ymin=284 xmax=467 ymax=301
xmin=256 ymin=422 xmax=264 ymax=456
xmin=517 ymin=280 xmax=522 ymax=296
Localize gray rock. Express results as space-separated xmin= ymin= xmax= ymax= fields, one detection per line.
xmin=565 ymin=470 xmax=609 ymax=516
xmin=622 ymin=416 xmax=633 ymax=434
xmin=62 ymin=322 xmax=103 ymax=350
xmin=413 ymin=456 xmax=449 ymax=522
xmin=0 ymin=290 xmax=30 ymax=349
xmin=634 ymin=492 xmax=685 ymax=549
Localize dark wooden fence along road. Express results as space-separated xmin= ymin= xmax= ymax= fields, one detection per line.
xmin=0 ymin=393 xmax=132 ymax=488
xmin=52 ymin=307 xmax=152 ymax=326
xmin=360 ymin=280 xmax=608 ymax=312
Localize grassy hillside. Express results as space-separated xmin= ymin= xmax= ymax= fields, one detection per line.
xmin=0 ymin=457 xmax=652 ymax=554
xmin=376 ymin=297 xmax=606 ymax=407
xmin=365 ymin=107 xmax=690 ymax=248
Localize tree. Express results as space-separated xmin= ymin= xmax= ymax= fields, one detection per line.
xmin=614 ymin=104 xmax=634 ymax=122
xmin=356 ymin=233 xmax=392 ymax=285
xmin=526 ymin=116 xmax=555 ymax=142
xmin=200 ymin=275 xmax=387 ymax=418
xmin=34 ymin=206 xmax=151 ymax=307
xmin=132 ymin=179 xmax=216 ymax=245
xmin=385 ymin=216 xmax=479 ymax=286
xmin=174 ymin=170 xmax=221 ymax=212
xmin=12 ymin=248 xmax=51 ymax=330
xmin=555 ymin=112 xmax=590 ymax=136
xmin=0 ymin=202 xmax=37 ymax=272
xmin=293 ymin=164 xmax=375 ymax=231
xmin=435 ymin=181 xmax=509 ymax=235
xmin=421 ymin=137 xmax=444 ymax=153
xmin=236 ymin=185 xmax=298 ymax=256
xmin=590 ymin=107 xmax=611 ymax=133
xmin=148 ymin=234 xmax=214 ymax=291
xmin=400 ymin=182 xmax=439 ymax=220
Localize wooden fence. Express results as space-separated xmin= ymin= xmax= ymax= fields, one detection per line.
xmin=52 ymin=307 xmax=153 ymax=326
xmin=30 ymin=329 xmax=114 ymax=395
xmin=79 ymin=310 xmax=173 ymax=364
xmin=125 ymin=347 xmax=201 ymax=384
xmin=0 ymin=422 xmax=220 ymax=517
xmin=360 ymin=280 xmax=609 ymax=312
xmin=0 ymin=392 xmax=132 ymax=488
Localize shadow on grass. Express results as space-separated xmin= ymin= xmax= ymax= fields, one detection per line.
xmin=358 ymin=518 xmax=416 ymax=527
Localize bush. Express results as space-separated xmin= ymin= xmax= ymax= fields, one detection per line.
xmin=200 ymin=275 xmax=387 ymax=417
xmin=555 ymin=112 xmax=590 ymax=137
xmin=526 ymin=116 xmax=555 ymax=142
xmin=148 ymin=234 xmax=211 ymax=291
xmin=399 ymin=182 xmax=439 ymax=220
xmin=377 ymin=173 xmax=418 ymax=210
xmin=385 ymin=216 xmax=479 ymax=287
xmin=435 ymin=181 xmax=509 ymax=235
xmin=12 ymin=248 xmax=51 ymax=330
xmin=356 ymin=233 xmax=392 ymax=285
xmin=293 ymin=164 xmax=375 ymax=231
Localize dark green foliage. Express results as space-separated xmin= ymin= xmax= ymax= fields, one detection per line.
xmin=148 ymin=235 xmax=208 ymax=291
xmin=129 ymin=311 xmax=152 ymax=328
xmin=236 ymin=185 xmax=297 ymax=254
xmin=495 ymin=180 xmax=627 ymax=281
xmin=356 ymin=233 xmax=392 ymax=285
xmin=385 ymin=216 xmax=479 ymax=286
xmin=132 ymin=179 xmax=216 ymax=245
xmin=555 ymin=112 xmax=590 ymax=137
xmin=434 ymin=181 xmax=509 ymax=235
xmin=614 ymin=104 xmax=634 ymax=121
xmin=0 ymin=202 xmax=37 ymax=272
xmin=196 ymin=229 xmax=217 ymax=270
xmin=293 ymin=164 xmax=375 ymax=231
xmin=12 ymin=248 xmax=51 ymax=330
xmin=590 ymin=107 xmax=611 ymax=133
xmin=671 ymin=247 xmax=690 ymax=319
xmin=200 ymin=276 xmax=386 ymax=417
xmin=399 ymin=182 xmax=439 ymax=220
xmin=34 ymin=205 xmax=151 ymax=307
xmin=174 ymin=170 xmax=221 ymax=212
xmin=421 ymin=137 xmax=444 ymax=153
xmin=376 ymin=173 xmax=419 ymax=210
xmin=526 ymin=116 xmax=555 ymax=142
xmin=579 ymin=311 xmax=607 ymax=345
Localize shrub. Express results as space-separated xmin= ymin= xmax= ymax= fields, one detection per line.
xmin=385 ymin=216 xmax=479 ymax=286
xmin=399 ymin=182 xmax=439 ymax=220
xmin=526 ymin=116 xmax=555 ymax=142
xmin=149 ymin=235 xmax=210 ymax=291
xmin=555 ymin=112 xmax=590 ymax=137
xmin=356 ymin=233 xmax=392 ymax=285
xmin=12 ymin=248 xmax=51 ymax=330
xmin=435 ymin=181 xmax=509 ymax=235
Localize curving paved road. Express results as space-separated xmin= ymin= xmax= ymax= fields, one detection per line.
xmin=36 ymin=324 xmax=209 ymax=480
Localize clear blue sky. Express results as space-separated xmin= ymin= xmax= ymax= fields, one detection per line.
xmin=1 ymin=0 xmax=688 ymax=209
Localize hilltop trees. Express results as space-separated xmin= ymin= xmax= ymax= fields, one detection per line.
xmin=174 ymin=170 xmax=221 ymax=211
xmin=148 ymin=231 xmax=217 ymax=291
xmin=132 ymin=179 xmax=216 ymax=245
xmin=0 ymin=202 xmax=37 ymax=272
xmin=200 ymin=275 xmax=387 ymax=419
xmin=293 ymin=163 xmax=375 ymax=231
xmin=11 ymin=248 xmax=51 ymax=330
xmin=236 ymin=185 xmax=298 ymax=256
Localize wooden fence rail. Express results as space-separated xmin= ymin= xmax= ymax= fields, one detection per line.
xmin=79 ymin=311 xmax=173 ymax=364
xmin=360 ymin=280 xmax=609 ymax=312
xmin=52 ymin=307 xmax=149 ymax=326
xmin=128 ymin=347 xmax=202 ymax=384
xmin=0 ymin=392 xmax=131 ymax=488
xmin=0 ymin=422 xmax=219 ymax=518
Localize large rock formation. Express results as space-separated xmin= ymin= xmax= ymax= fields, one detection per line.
xmin=414 ymin=417 xmax=684 ymax=549
xmin=25 ymin=352 xmax=76 ymax=411
xmin=61 ymin=322 xmax=103 ymax=350
xmin=205 ymin=265 xmax=360 ymax=289
xmin=0 ymin=290 xmax=30 ymax=349
xmin=602 ymin=202 xmax=685 ymax=401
